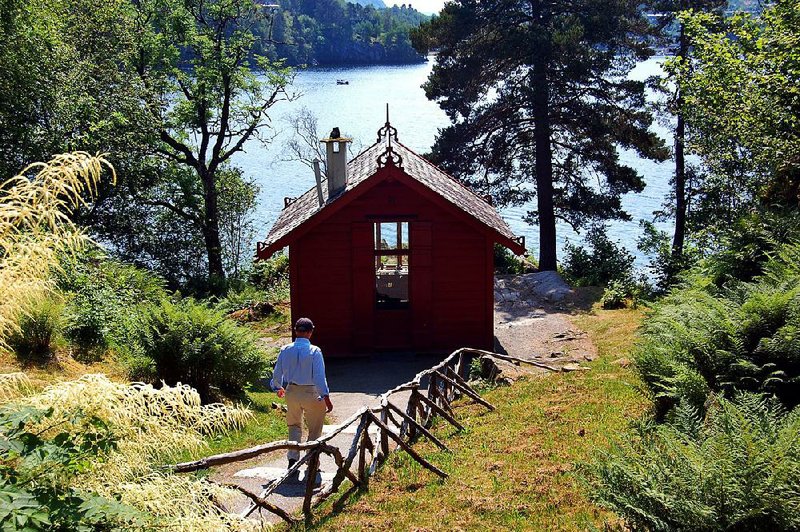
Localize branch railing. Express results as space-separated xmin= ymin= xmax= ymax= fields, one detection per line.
xmin=170 ymin=347 xmax=532 ymax=525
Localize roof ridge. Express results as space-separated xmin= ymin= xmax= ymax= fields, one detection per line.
xmin=347 ymin=138 xmax=384 ymax=166
xmin=394 ymin=140 xmax=493 ymax=206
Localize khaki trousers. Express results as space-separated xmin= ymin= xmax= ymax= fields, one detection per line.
xmin=285 ymin=384 xmax=326 ymax=461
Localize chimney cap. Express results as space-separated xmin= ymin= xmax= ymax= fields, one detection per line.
xmin=320 ymin=126 xmax=352 ymax=143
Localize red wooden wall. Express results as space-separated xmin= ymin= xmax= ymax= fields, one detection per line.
xmin=289 ymin=166 xmax=495 ymax=356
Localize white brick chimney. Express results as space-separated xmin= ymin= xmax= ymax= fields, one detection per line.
xmin=321 ymin=127 xmax=351 ymax=199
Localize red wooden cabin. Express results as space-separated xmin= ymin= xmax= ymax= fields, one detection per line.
xmin=256 ymin=120 xmax=525 ymax=356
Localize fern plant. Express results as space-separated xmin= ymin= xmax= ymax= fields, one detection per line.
xmin=134 ymin=298 xmax=270 ymax=401
xmin=586 ymin=393 xmax=800 ymax=531
xmin=636 ymin=240 xmax=800 ymax=415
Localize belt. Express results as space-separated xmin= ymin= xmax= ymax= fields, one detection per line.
xmin=288 ymin=382 xmax=314 ymax=386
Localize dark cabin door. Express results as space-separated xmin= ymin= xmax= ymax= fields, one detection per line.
xmin=373 ymin=221 xmax=412 ymax=350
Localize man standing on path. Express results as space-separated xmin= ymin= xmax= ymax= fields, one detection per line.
xmin=271 ymin=318 xmax=334 ymax=473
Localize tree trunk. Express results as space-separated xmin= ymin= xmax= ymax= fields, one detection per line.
xmin=200 ymin=169 xmax=226 ymax=288
xmin=672 ymin=22 xmax=688 ymax=263
xmin=532 ymin=55 xmax=557 ymax=271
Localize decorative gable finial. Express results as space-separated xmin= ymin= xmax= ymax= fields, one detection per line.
xmin=376 ymin=103 xmax=398 ymax=144
xmin=377 ymin=145 xmax=403 ymax=169
xmin=376 ymin=105 xmax=403 ymax=169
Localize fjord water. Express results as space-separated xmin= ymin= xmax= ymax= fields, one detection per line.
xmin=240 ymin=58 xmax=673 ymax=265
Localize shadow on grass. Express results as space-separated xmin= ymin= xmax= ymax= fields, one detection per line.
xmin=560 ymin=286 xmax=604 ymax=314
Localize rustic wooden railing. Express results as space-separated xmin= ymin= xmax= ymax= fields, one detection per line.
xmin=171 ymin=347 xmax=545 ymax=525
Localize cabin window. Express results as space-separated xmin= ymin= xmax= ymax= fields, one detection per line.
xmin=375 ymin=222 xmax=409 ymax=309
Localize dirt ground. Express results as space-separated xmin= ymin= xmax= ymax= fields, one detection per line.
xmin=494 ymin=271 xmax=598 ymax=370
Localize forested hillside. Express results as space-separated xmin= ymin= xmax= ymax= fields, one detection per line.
xmin=352 ymin=0 xmax=387 ymax=8
xmin=254 ymin=0 xmax=428 ymax=65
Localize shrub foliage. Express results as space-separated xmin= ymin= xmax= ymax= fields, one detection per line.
xmin=0 ymin=406 xmax=144 ymax=530
xmin=562 ymin=225 xmax=635 ymax=288
xmin=588 ymin=394 xmax=800 ymax=531
xmin=636 ymin=242 xmax=800 ymax=417
xmin=8 ymin=296 xmax=64 ymax=362
xmin=57 ymin=249 xmax=166 ymax=358
xmin=0 ymin=373 xmax=256 ymax=530
xmin=250 ymin=252 xmax=289 ymax=294
xmin=134 ymin=298 xmax=269 ymax=401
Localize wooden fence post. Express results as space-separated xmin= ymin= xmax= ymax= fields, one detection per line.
xmin=379 ymin=405 xmax=390 ymax=461
xmin=302 ymin=447 xmax=321 ymax=519
xmin=357 ymin=417 xmax=372 ymax=490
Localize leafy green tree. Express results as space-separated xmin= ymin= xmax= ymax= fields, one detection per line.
xmin=129 ymin=0 xmax=293 ymax=289
xmin=647 ymin=0 xmax=725 ymax=274
xmin=218 ymin=169 xmax=260 ymax=280
xmin=0 ymin=0 xmax=151 ymax=181
xmin=412 ymin=0 xmax=668 ymax=270
xmin=256 ymin=0 xmax=428 ymax=65
xmin=669 ymin=3 xmax=800 ymax=216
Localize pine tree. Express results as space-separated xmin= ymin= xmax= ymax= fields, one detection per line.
xmin=413 ymin=0 xmax=668 ymax=269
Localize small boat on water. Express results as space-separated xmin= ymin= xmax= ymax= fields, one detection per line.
xmin=336 ymin=79 xmax=349 ymax=85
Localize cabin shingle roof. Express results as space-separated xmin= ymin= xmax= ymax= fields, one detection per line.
xmin=259 ymin=137 xmax=523 ymax=255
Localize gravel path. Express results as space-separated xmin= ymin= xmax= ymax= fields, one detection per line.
xmin=494 ymin=272 xmax=597 ymax=369
xmin=211 ymin=272 xmax=595 ymax=525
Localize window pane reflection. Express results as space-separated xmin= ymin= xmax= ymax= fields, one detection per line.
xmin=374 ymin=222 xmax=409 ymax=309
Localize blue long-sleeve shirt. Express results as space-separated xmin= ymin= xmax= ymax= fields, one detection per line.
xmin=270 ymin=338 xmax=330 ymax=397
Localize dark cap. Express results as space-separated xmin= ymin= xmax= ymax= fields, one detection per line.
xmin=295 ymin=317 xmax=314 ymax=332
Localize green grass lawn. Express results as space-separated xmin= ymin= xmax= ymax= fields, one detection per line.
xmin=303 ymin=305 xmax=648 ymax=531
xmin=203 ymin=386 xmax=289 ymax=456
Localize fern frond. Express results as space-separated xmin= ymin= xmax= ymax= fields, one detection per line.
xmin=588 ymin=393 xmax=800 ymax=530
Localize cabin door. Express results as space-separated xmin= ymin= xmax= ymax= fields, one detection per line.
xmin=373 ymin=221 xmax=412 ymax=350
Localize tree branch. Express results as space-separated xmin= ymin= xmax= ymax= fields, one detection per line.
xmin=159 ymin=131 xmax=200 ymax=169
xmin=141 ymin=197 xmax=203 ymax=226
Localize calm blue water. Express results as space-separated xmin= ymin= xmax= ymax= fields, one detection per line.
xmin=240 ymin=57 xmax=673 ymax=266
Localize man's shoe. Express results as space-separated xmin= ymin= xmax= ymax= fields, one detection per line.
xmin=287 ymin=459 xmax=300 ymax=482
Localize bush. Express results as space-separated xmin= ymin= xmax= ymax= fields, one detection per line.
xmin=689 ymin=209 xmax=800 ymax=289
xmin=586 ymin=393 xmax=800 ymax=531
xmin=636 ymin=241 xmax=800 ymax=417
xmin=562 ymin=224 xmax=635 ymax=287
xmin=8 ymin=296 xmax=64 ymax=361
xmin=600 ymin=279 xmax=642 ymax=309
xmin=57 ymin=250 xmax=166 ymax=359
xmin=250 ymin=252 xmax=289 ymax=288
xmin=134 ymin=298 xmax=270 ymax=401
xmin=0 ymin=373 xmax=254 ymax=530
xmin=493 ymin=244 xmax=536 ymax=274
xmin=214 ymin=283 xmax=271 ymax=316
xmin=249 ymin=252 xmax=290 ymax=304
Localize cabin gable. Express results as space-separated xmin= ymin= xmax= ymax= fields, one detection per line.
xmin=258 ymin=121 xmax=525 ymax=356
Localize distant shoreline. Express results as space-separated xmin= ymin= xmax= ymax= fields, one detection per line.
xmin=288 ymin=56 xmax=428 ymax=69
